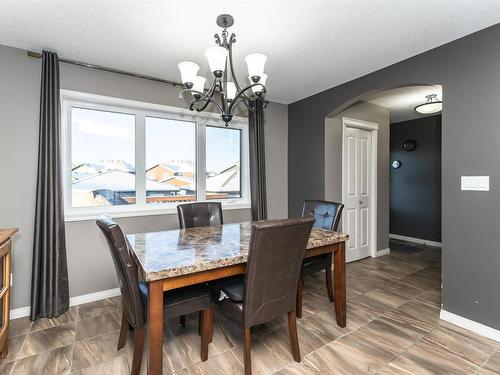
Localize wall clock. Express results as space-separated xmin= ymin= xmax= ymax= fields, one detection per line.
xmin=403 ymin=139 xmax=417 ymax=151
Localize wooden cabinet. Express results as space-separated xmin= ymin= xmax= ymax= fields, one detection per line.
xmin=0 ymin=228 xmax=17 ymax=359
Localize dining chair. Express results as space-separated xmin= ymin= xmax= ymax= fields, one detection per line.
xmin=176 ymin=201 xmax=223 ymax=328
xmin=209 ymin=218 xmax=314 ymax=375
xmin=177 ymin=202 xmax=223 ymax=229
xmin=296 ymin=200 xmax=344 ymax=318
xmin=96 ymin=216 xmax=214 ymax=375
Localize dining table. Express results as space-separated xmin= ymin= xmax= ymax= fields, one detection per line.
xmin=126 ymin=221 xmax=348 ymax=374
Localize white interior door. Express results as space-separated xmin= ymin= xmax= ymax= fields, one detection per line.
xmin=343 ymin=126 xmax=371 ymax=262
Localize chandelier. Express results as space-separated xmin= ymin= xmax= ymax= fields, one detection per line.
xmin=177 ymin=14 xmax=267 ymax=126
xmin=414 ymin=94 xmax=442 ymax=114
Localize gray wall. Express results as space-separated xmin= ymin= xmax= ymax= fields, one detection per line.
xmin=0 ymin=44 xmax=288 ymax=309
xmin=325 ymin=102 xmax=390 ymax=251
xmin=390 ymin=115 xmax=442 ymax=242
xmin=288 ymin=24 xmax=500 ymax=329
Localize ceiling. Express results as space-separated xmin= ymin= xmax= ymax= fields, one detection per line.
xmin=0 ymin=1 xmax=499 ymax=104
xmin=363 ymin=85 xmax=442 ymax=123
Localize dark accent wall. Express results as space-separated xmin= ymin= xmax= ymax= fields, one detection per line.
xmin=288 ymin=24 xmax=500 ymax=329
xmin=390 ymin=115 xmax=441 ymax=242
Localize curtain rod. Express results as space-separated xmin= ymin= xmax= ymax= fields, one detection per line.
xmin=27 ymin=50 xmax=182 ymax=87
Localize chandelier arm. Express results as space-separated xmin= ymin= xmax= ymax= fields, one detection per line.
xmin=228 ymin=38 xmax=247 ymax=98
xmin=196 ymin=79 xmax=220 ymax=112
xmin=178 ymin=77 xmax=217 ymax=107
xmin=181 ymin=88 xmax=224 ymax=113
xmin=228 ymin=97 xmax=252 ymax=114
xmin=228 ymin=83 xmax=266 ymax=113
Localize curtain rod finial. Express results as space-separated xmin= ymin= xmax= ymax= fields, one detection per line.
xmin=27 ymin=51 xmax=42 ymax=58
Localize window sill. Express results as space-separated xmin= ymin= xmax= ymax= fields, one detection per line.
xmin=64 ymin=202 xmax=252 ymax=223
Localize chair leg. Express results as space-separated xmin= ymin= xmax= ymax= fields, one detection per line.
xmin=287 ymin=310 xmax=301 ymax=362
xmin=131 ymin=327 xmax=145 ymax=375
xmin=198 ymin=310 xmax=203 ymax=336
xmin=243 ymin=326 xmax=252 ymax=375
xmin=179 ymin=315 xmax=186 ymax=327
xmin=208 ymin=304 xmax=214 ymax=343
xmin=296 ymin=275 xmax=304 ymax=319
xmin=326 ymin=254 xmax=334 ymax=302
xmin=200 ymin=307 xmax=213 ymax=361
xmin=117 ymin=312 xmax=128 ymax=350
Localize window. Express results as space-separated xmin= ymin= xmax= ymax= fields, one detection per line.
xmin=206 ymin=126 xmax=241 ymax=200
xmin=62 ymin=91 xmax=250 ymax=220
xmin=70 ymin=108 xmax=136 ymax=207
xmin=145 ymin=117 xmax=196 ymax=204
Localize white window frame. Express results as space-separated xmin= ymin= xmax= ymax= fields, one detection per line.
xmin=61 ymin=90 xmax=250 ymax=222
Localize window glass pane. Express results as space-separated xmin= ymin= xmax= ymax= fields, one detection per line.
xmin=145 ymin=117 xmax=196 ymax=204
xmin=206 ymin=126 xmax=241 ymax=200
xmin=71 ymin=107 xmax=135 ymax=207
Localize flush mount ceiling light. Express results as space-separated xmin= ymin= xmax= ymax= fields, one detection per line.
xmin=177 ymin=14 xmax=267 ymax=126
xmin=414 ymin=94 xmax=442 ymax=114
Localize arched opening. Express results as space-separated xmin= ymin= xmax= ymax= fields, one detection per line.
xmin=324 ymin=83 xmax=443 ymax=299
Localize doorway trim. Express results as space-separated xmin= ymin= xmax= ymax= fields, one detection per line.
xmin=341 ymin=117 xmax=379 ymax=259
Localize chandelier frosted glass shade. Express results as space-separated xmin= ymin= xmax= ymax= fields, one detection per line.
xmin=415 ymin=94 xmax=442 ymax=114
xmin=245 ymin=53 xmax=267 ymax=80
xmin=178 ymin=62 xmax=200 ymax=87
xmin=226 ymin=82 xmax=236 ymax=100
xmin=205 ymin=46 xmax=228 ymax=74
xmin=191 ymin=76 xmax=206 ymax=97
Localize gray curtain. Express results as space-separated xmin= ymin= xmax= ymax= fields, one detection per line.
xmin=30 ymin=51 xmax=69 ymax=320
xmin=248 ymin=99 xmax=267 ymax=221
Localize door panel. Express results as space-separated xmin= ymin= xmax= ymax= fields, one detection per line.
xmin=346 ymin=135 xmax=358 ymax=197
xmin=345 ymin=208 xmax=357 ymax=250
xmin=343 ymin=124 xmax=372 ymax=262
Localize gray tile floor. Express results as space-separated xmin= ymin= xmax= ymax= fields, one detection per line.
xmin=2 ymin=240 xmax=499 ymax=374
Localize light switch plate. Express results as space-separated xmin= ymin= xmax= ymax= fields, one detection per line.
xmin=461 ymin=176 xmax=490 ymax=191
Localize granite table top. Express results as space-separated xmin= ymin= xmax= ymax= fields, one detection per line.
xmin=126 ymin=222 xmax=349 ymax=282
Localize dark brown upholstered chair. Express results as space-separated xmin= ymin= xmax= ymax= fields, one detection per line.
xmin=176 ymin=201 xmax=223 ymax=328
xmin=296 ymin=200 xmax=344 ymax=318
xmin=96 ymin=216 xmax=213 ymax=375
xmin=177 ymin=202 xmax=223 ymax=229
xmin=209 ymin=218 xmax=314 ymax=375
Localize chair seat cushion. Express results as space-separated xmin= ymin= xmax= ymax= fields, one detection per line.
xmin=139 ymin=282 xmax=211 ymax=317
xmin=209 ymin=276 xmax=245 ymax=302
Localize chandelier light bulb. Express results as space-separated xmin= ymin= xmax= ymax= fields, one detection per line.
xmin=205 ymin=46 xmax=228 ymax=76
xmin=178 ymin=61 xmax=199 ymax=88
xmin=245 ymin=53 xmax=267 ymax=81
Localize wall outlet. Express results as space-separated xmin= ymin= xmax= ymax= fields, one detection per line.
xmin=461 ymin=176 xmax=490 ymax=191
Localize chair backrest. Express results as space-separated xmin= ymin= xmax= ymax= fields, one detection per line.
xmin=243 ymin=218 xmax=314 ymax=327
xmin=177 ymin=202 xmax=223 ymax=229
xmin=96 ymin=216 xmax=145 ymax=329
xmin=301 ymin=200 xmax=344 ymax=231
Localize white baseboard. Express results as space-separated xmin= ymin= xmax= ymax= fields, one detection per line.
xmin=440 ymin=310 xmax=500 ymax=343
xmin=10 ymin=287 xmax=121 ymax=320
xmin=389 ymin=233 xmax=442 ymax=247
xmin=375 ymin=248 xmax=390 ymax=257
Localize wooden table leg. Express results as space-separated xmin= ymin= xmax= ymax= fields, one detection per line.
xmin=333 ymin=242 xmax=346 ymax=327
xmin=148 ymin=280 xmax=164 ymax=374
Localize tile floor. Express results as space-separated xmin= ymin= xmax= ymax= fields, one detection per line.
xmin=1 ymin=240 xmax=499 ymax=374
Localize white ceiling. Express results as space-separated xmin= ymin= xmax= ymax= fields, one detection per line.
xmin=0 ymin=1 xmax=499 ymax=104
xmin=363 ymin=85 xmax=442 ymax=123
